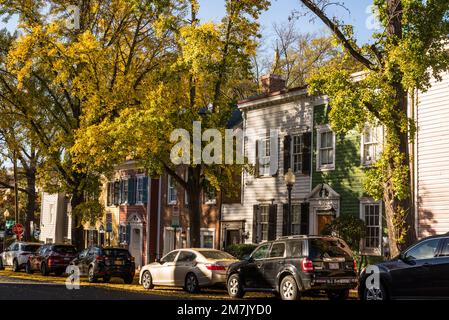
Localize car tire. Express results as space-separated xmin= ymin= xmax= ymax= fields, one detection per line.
xmin=227 ymin=274 xmax=244 ymax=299
xmin=327 ymin=289 xmax=349 ymax=301
xmin=184 ymin=272 xmax=200 ymax=293
xmin=103 ymin=276 xmax=111 ymax=283
xmin=363 ymin=282 xmax=388 ymax=301
xmin=26 ymin=261 xmax=33 ymax=274
xmin=141 ymin=271 xmax=154 ymax=289
xmin=123 ymin=273 xmax=134 ymax=284
xmin=88 ymin=266 xmax=97 ymax=283
xmin=12 ymin=259 xmax=19 ymax=272
xmin=0 ymin=257 xmax=5 ymax=270
xmin=41 ymin=262 xmax=49 ymax=276
xmin=279 ymin=275 xmax=300 ymax=301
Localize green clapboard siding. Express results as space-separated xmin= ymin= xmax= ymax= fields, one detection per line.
xmin=312 ymin=105 xmax=366 ymax=218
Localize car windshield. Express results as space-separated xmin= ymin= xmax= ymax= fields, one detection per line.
xmin=199 ymin=250 xmax=235 ymax=260
xmin=309 ymin=239 xmax=352 ymax=260
xmin=53 ymin=246 xmax=77 ymax=254
xmin=22 ymin=245 xmax=41 ymax=252
xmin=103 ymin=249 xmax=130 ymax=258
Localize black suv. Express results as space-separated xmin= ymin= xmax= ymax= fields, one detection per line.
xmin=359 ymin=233 xmax=449 ymax=300
xmin=70 ymin=246 xmax=135 ymax=284
xmin=226 ymin=235 xmax=358 ymax=300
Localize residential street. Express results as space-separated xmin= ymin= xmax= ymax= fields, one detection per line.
xmin=0 ymin=275 xmax=174 ymax=300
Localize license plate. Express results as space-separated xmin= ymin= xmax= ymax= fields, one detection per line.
xmin=64 ymin=258 xmax=70 ymax=261
xmin=115 ymin=260 xmax=123 ymax=265
xmin=329 ymin=262 xmax=339 ymax=270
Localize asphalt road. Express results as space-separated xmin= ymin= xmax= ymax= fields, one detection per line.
xmin=0 ymin=275 xmax=175 ymax=300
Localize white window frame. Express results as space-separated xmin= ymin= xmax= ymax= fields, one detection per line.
xmin=259 ymin=205 xmax=270 ymax=242
xmin=167 ymin=175 xmax=177 ymax=205
xmin=361 ymin=126 xmax=382 ymax=167
xmin=258 ymin=136 xmax=271 ymax=177
xmin=316 ymin=124 xmax=335 ymax=171
xmin=360 ymin=199 xmax=382 ymax=256
xmin=291 ymin=204 xmax=301 ymax=235
xmin=291 ymin=135 xmax=303 ymax=173
xmin=200 ymin=228 xmax=215 ymax=249
xmin=136 ymin=175 xmax=145 ymax=204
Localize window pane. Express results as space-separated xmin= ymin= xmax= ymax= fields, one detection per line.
xmin=251 ymin=244 xmax=271 ymax=260
xmin=405 ymin=239 xmax=440 ymax=260
xmin=269 ymin=243 xmax=285 ymax=258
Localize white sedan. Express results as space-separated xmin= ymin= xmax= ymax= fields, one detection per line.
xmin=139 ymin=249 xmax=238 ymax=293
xmin=0 ymin=241 xmax=42 ymax=272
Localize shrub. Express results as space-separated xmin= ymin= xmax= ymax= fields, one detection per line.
xmin=225 ymin=244 xmax=257 ymax=260
xmin=320 ymin=214 xmax=366 ymax=252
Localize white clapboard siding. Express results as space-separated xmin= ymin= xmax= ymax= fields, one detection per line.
xmin=39 ymin=192 xmax=68 ymax=243
xmin=222 ymin=92 xmax=317 ymax=242
xmin=416 ymin=70 xmax=449 ymax=237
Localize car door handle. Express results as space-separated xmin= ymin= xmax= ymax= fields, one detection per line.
xmin=256 ymin=264 xmax=263 ymax=268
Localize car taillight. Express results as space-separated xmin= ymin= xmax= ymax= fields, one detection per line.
xmin=205 ymin=264 xmax=226 ymax=271
xmin=353 ymin=260 xmax=357 ymax=271
xmin=96 ymin=256 xmax=104 ymax=262
xmin=301 ymin=258 xmax=314 ymax=272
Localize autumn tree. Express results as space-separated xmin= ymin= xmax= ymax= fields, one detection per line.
xmin=297 ymin=0 xmax=449 ymax=256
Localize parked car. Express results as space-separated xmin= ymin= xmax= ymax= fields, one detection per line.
xmin=226 ymin=235 xmax=358 ymax=300
xmin=26 ymin=244 xmax=77 ymax=276
xmin=0 ymin=242 xmax=41 ymax=272
xmin=139 ymin=249 xmax=238 ymax=293
xmin=69 ymin=246 xmax=135 ymax=283
xmin=359 ymin=233 xmax=449 ymax=300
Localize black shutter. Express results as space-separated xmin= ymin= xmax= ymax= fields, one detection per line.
xmin=300 ymin=202 xmax=310 ymax=235
xmin=106 ymin=183 xmax=111 ymax=206
xmin=113 ymin=181 xmax=119 ymax=205
xmin=302 ymin=132 xmax=312 ymax=175
xmin=268 ymin=204 xmax=277 ymax=241
xmin=284 ymin=135 xmax=291 ymax=173
xmin=142 ymin=177 xmax=149 ymax=203
xmin=270 ymin=133 xmax=279 ymax=177
xmin=253 ymin=205 xmax=260 ymax=243
xmin=255 ymin=140 xmax=260 ymax=178
xmin=119 ymin=180 xmax=124 ymax=204
xmin=282 ymin=203 xmax=290 ymax=236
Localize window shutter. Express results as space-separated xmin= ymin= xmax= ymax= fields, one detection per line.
xmin=283 ymin=135 xmax=291 ymax=173
xmin=128 ymin=177 xmax=136 ymax=205
xmin=302 ymin=132 xmax=312 ymax=175
xmin=268 ymin=204 xmax=277 ymax=241
xmin=125 ymin=224 xmax=131 ymax=244
xmin=113 ymin=181 xmax=119 ymax=205
xmin=300 ymin=202 xmax=309 ymax=235
xmin=282 ymin=203 xmax=290 ymax=236
xmin=142 ymin=177 xmax=149 ymax=203
xmin=255 ymin=140 xmax=260 ymax=177
xmin=106 ymin=183 xmax=111 ymax=206
xmin=119 ymin=180 xmax=124 ymax=204
xmin=270 ymin=132 xmax=279 ymax=177
xmin=252 ymin=205 xmax=260 ymax=243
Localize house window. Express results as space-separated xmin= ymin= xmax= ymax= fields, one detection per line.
xmin=316 ymin=124 xmax=335 ymax=170
xmin=360 ymin=200 xmax=382 ymax=256
xmin=49 ymin=204 xmax=55 ymax=224
xmin=200 ymin=229 xmax=215 ymax=249
xmin=113 ymin=181 xmax=120 ymax=205
xmin=362 ymin=126 xmax=380 ymax=166
xmin=291 ymin=205 xmax=301 ymax=235
xmin=291 ymin=135 xmax=303 ymax=173
xmin=167 ymin=175 xmax=177 ymax=205
xmin=260 ymin=205 xmax=269 ymax=242
xmin=123 ymin=178 xmax=129 ymax=204
xmin=136 ymin=177 xmax=144 ymax=203
xmin=259 ymin=136 xmax=271 ymax=176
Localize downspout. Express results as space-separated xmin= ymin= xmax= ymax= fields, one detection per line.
xmin=146 ymin=177 xmax=151 ymax=264
xmin=156 ymin=176 xmax=162 ymax=259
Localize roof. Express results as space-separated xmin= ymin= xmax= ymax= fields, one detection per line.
xmin=237 ymin=85 xmax=308 ymax=107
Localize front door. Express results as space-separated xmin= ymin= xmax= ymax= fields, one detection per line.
xmin=316 ymin=212 xmax=334 ymax=235
xmin=226 ymin=230 xmax=240 ymax=247
xmin=130 ymin=227 xmax=142 ymax=268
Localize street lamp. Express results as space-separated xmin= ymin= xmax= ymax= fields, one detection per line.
xmin=284 ymin=168 xmax=296 ymax=236
xmin=3 ymin=210 xmax=10 ymax=251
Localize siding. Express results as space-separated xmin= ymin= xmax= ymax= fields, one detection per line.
xmin=222 ymin=94 xmax=321 ymax=242
xmin=416 ymin=71 xmax=449 ymax=237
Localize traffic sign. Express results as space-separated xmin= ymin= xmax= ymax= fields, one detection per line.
xmin=12 ymin=224 xmax=24 ymax=236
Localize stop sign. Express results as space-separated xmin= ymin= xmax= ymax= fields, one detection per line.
xmin=12 ymin=224 xmax=24 ymax=236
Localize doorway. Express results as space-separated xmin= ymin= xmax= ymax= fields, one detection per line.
xmin=130 ymin=228 xmax=142 ymax=267
xmin=226 ymin=229 xmax=241 ymax=247
xmin=316 ymin=211 xmax=335 ymax=235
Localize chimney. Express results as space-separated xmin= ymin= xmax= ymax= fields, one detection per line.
xmin=261 ymin=74 xmax=286 ymax=94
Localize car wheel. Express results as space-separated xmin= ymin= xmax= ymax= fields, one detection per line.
xmin=184 ymin=273 xmax=200 ymax=293
xmin=88 ymin=266 xmax=97 ymax=283
xmin=12 ymin=259 xmax=19 ymax=272
xmin=41 ymin=262 xmax=49 ymax=276
xmin=327 ymin=289 xmax=349 ymax=301
xmin=364 ymin=283 xmax=388 ymax=301
xmin=0 ymin=257 xmax=5 ymax=270
xmin=103 ymin=276 xmax=111 ymax=283
xmin=280 ymin=275 xmax=300 ymax=300
xmin=26 ymin=261 xmax=33 ymax=274
xmin=123 ymin=273 xmax=134 ymax=284
xmin=227 ymin=274 xmax=244 ymax=299
xmin=142 ymin=271 xmax=154 ymax=289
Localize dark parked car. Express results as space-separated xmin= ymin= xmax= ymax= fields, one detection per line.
xmin=70 ymin=246 xmax=135 ymax=284
xmin=26 ymin=244 xmax=78 ymax=276
xmin=359 ymin=233 xmax=449 ymax=300
xmin=226 ymin=235 xmax=358 ymax=300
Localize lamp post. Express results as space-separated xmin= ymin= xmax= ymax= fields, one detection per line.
xmin=3 ymin=210 xmax=10 ymax=251
xmin=284 ymin=168 xmax=296 ymax=236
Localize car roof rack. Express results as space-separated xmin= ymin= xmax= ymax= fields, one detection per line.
xmin=277 ymin=235 xmax=309 ymax=240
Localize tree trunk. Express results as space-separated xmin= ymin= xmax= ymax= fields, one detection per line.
xmin=24 ymin=170 xmax=36 ymax=241
xmin=187 ymin=166 xmax=202 ymax=248
xmin=70 ymin=190 xmax=85 ymax=250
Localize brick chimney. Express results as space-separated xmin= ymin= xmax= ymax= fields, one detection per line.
xmin=261 ymin=74 xmax=286 ymax=94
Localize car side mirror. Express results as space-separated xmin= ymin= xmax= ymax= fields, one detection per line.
xmin=243 ymin=255 xmax=254 ymax=263
xmin=156 ymin=258 xmax=162 ymax=264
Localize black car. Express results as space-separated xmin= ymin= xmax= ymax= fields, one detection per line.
xmin=70 ymin=246 xmax=135 ymax=284
xmin=359 ymin=233 xmax=449 ymax=300
xmin=226 ymin=235 xmax=358 ymax=300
